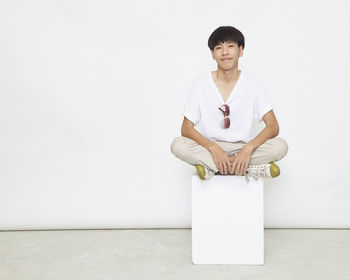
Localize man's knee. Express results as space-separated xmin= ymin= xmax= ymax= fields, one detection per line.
xmin=170 ymin=136 xmax=186 ymax=156
xmin=271 ymin=137 xmax=288 ymax=161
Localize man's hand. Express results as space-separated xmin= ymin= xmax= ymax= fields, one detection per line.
xmin=208 ymin=143 xmax=231 ymax=175
xmin=229 ymin=144 xmax=254 ymax=175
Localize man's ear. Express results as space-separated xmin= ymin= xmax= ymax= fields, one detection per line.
xmin=239 ymin=46 xmax=244 ymax=57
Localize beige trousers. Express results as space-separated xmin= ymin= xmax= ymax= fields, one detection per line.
xmin=170 ymin=136 xmax=288 ymax=172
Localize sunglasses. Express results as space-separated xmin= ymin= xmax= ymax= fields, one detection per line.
xmin=219 ymin=104 xmax=230 ymax=129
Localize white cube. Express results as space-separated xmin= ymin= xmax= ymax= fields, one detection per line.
xmin=191 ymin=174 xmax=264 ymax=265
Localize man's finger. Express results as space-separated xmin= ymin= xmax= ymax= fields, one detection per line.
xmin=223 ymin=160 xmax=229 ymax=174
xmin=219 ymin=161 xmax=224 ymax=174
xmin=243 ymin=162 xmax=249 ymax=174
xmin=231 ymin=162 xmax=237 ymax=174
xmin=235 ymin=162 xmax=242 ymax=175
xmin=239 ymin=161 xmax=245 ymax=174
xmin=225 ymin=161 xmax=231 ymax=174
xmin=215 ymin=160 xmax=222 ymax=174
xmin=229 ymin=162 xmax=234 ymax=174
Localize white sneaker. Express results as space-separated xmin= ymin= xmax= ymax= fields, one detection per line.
xmin=195 ymin=164 xmax=215 ymax=180
xmin=244 ymin=162 xmax=280 ymax=183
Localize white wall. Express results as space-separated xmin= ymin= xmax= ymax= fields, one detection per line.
xmin=1 ymin=0 xmax=349 ymax=230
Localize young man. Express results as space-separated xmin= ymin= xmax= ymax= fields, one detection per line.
xmin=170 ymin=26 xmax=288 ymax=181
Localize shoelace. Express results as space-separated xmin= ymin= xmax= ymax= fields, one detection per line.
xmin=245 ymin=167 xmax=268 ymax=183
xmin=245 ymin=173 xmax=250 ymax=183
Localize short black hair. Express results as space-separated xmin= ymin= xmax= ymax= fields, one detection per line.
xmin=208 ymin=26 xmax=245 ymax=51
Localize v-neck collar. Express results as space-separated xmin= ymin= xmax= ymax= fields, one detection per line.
xmin=209 ymin=70 xmax=243 ymax=104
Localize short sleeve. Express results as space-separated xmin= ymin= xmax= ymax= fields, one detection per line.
xmin=254 ymin=83 xmax=274 ymax=122
xmin=183 ymin=80 xmax=201 ymax=126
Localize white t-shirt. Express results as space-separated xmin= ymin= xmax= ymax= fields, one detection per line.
xmin=183 ymin=70 xmax=274 ymax=143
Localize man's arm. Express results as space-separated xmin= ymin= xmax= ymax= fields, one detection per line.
xmin=229 ymin=109 xmax=279 ymax=175
xmin=245 ymin=110 xmax=279 ymax=151
xmin=181 ymin=117 xmax=231 ymax=174
xmin=181 ymin=117 xmax=215 ymax=151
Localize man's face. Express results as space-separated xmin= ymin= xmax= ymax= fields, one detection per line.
xmin=211 ymin=40 xmax=243 ymax=71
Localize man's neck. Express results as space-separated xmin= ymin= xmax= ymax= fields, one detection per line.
xmin=215 ymin=68 xmax=241 ymax=84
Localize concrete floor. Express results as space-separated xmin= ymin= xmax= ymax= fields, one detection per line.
xmin=0 ymin=229 xmax=349 ymax=280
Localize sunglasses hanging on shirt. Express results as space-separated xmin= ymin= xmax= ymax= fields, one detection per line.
xmin=219 ymin=104 xmax=230 ymax=129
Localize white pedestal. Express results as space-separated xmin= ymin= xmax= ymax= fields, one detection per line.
xmin=191 ymin=175 xmax=264 ymax=265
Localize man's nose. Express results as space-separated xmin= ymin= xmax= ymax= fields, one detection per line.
xmin=221 ymin=46 xmax=229 ymax=54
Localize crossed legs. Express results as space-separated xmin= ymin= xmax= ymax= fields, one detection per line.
xmin=170 ymin=136 xmax=288 ymax=173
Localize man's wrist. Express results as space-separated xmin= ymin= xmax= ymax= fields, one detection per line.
xmin=244 ymin=142 xmax=255 ymax=152
xmin=206 ymin=141 xmax=217 ymax=153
